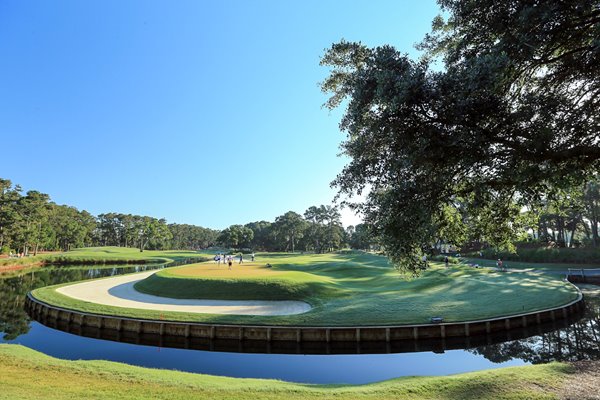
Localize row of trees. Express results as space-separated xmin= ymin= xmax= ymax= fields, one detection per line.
xmin=525 ymin=180 xmax=600 ymax=248
xmin=1 ymin=177 xmax=374 ymax=255
xmin=0 ymin=178 xmax=220 ymax=254
xmin=438 ymin=177 xmax=600 ymax=253
xmin=0 ymin=179 xmax=96 ymax=255
xmin=218 ymin=205 xmax=377 ymax=253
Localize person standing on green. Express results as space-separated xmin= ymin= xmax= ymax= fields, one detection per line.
xmin=497 ymin=258 xmax=504 ymax=271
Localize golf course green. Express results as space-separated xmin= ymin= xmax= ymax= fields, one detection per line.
xmin=31 ymin=251 xmax=580 ymax=326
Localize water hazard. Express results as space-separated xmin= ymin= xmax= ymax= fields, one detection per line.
xmin=1 ymin=264 xmax=599 ymax=384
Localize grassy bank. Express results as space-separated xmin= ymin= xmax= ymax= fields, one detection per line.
xmin=33 ymin=252 xmax=579 ymax=326
xmin=462 ymin=257 xmax=600 ymax=272
xmin=0 ymin=247 xmax=210 ymax=271
xmin=0 ymin=344 xmax=573 ymax=400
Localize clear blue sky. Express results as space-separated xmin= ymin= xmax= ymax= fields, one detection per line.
xmin=0 ymin=0 xmax=440 ymax=229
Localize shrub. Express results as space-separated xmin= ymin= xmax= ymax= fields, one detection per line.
xmin=474 ymin=247 xmax=600 ymax=264
xmin=430 ymin=255 xmax=460 ymax=264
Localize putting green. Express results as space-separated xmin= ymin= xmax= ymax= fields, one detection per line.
xmin=171 ymin=262 xmax=296 ymax=278
xmin=32 ymin=252 xmax=580 ymax=326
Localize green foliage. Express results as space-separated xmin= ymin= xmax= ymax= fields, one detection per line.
xmin=168 ymin=223 xmax=219 ymax=249
xmin=240 ymin=205 xmax=348 ymax=253
xmin=430 ymin=255 xmax=460 ymax=264
xmin=217 ymin=224 xmax=254 ymax=249
xmin=480 ymin=247 xmax=600 ymax=265
xmin=321 ymin=2 xmax=600 ymax=272
xmin=272 ymin=211 xmax=306 ymax=252
xmin=348 ymin=223 xmax=376 ymax=250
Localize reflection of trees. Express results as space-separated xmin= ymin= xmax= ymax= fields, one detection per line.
xmin=0 ymin=265 xmax=163 ymax=340
xmin=471 ymin=294 xmax=600 ymax=364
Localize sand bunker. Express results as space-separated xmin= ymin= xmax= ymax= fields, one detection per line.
xmin=56 ymin=271 xmax=311 ymax=316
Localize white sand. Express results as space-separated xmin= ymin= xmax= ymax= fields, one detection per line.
xmin=56 ymin=271 xmax=311 ymax=316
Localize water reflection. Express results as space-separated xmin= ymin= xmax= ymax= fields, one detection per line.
xmin=1 ymin=264 xmax=599 ymax=382
xmin=33 ymin=309 xmax=584 ymax=355
xmin=471 ymin=285 xmax=600 ymax=364
xmin=0 ymin=264 xmax=166 ymax=340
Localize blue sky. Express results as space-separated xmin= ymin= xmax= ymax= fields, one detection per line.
xmin=0 ymin=0 xmax=440 ymax=229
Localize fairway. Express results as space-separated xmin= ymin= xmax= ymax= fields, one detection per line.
xmin=33 ymin=251 xmax=581 ymax=326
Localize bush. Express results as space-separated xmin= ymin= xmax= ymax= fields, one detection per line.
xmin=474 ymin=247 xmax=600 ymax=264
xmin=430 ymin=255 xmax=460 ymax=264
xmin=0 ymin=245 xmax=11 ymax=255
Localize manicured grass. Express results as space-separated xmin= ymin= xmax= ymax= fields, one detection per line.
xmin=0 ymin=344 xmax=572 ymax=399
xmin=47 ymin=246 xmax=213 ymax=264
xmin=33 ymin=252 xmax=580 ymax=326
xmin=135 ymin=261 xmax=337 ymax=302
xmin=462 ymin=257 xmax=600 ymax=272
xmin=0 ymin=246 xmax=211 ymax=270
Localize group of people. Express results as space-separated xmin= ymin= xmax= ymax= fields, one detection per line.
xmin=214 ymin=252 xmax=255 ymax=270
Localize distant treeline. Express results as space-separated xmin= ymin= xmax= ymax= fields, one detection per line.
xmin=0 ymin=178 xmax=219 ymax=255
xmin=0 ymin=178 xmax=376 ymax=255
xmin=218 ymin=206 xmax=375 ymax=253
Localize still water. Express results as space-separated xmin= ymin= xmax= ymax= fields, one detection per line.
xmin=1 ymin=265 xmax=599 ymax=384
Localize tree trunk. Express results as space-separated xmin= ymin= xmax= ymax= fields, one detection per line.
xmin=569 ymin=226 xmax=576 ymax=248
xmin=582 ymin=221 xmax=591 ymax=240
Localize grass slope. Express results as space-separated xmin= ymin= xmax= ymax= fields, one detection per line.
xmin=0 ymin=247 xmax=210 ymax=272
xmin=0 ymin=344 xmax=571 ymax=400
xmin=462 ymin=257 xmax=600 ymax=271
xmin=33 ymin=252 xmax=579 ymax=326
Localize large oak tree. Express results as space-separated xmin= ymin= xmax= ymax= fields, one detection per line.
xmin=321 ymin=0 xmax=600 ymax=271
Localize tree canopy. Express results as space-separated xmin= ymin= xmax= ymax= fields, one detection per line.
xmin=321 ymin=0 xmax=600 ymax=271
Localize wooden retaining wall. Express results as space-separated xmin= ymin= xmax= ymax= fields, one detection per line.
xmin=25 ymin=289 xmax=585 ymax=344
xmin=567 ymin=274 xmax=600 ymax=285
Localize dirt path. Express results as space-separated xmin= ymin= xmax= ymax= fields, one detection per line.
xmin=561 ymin=361 xmax=600 ymax=399
xmin=56 ymin=271 xmax=312 ymax=316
